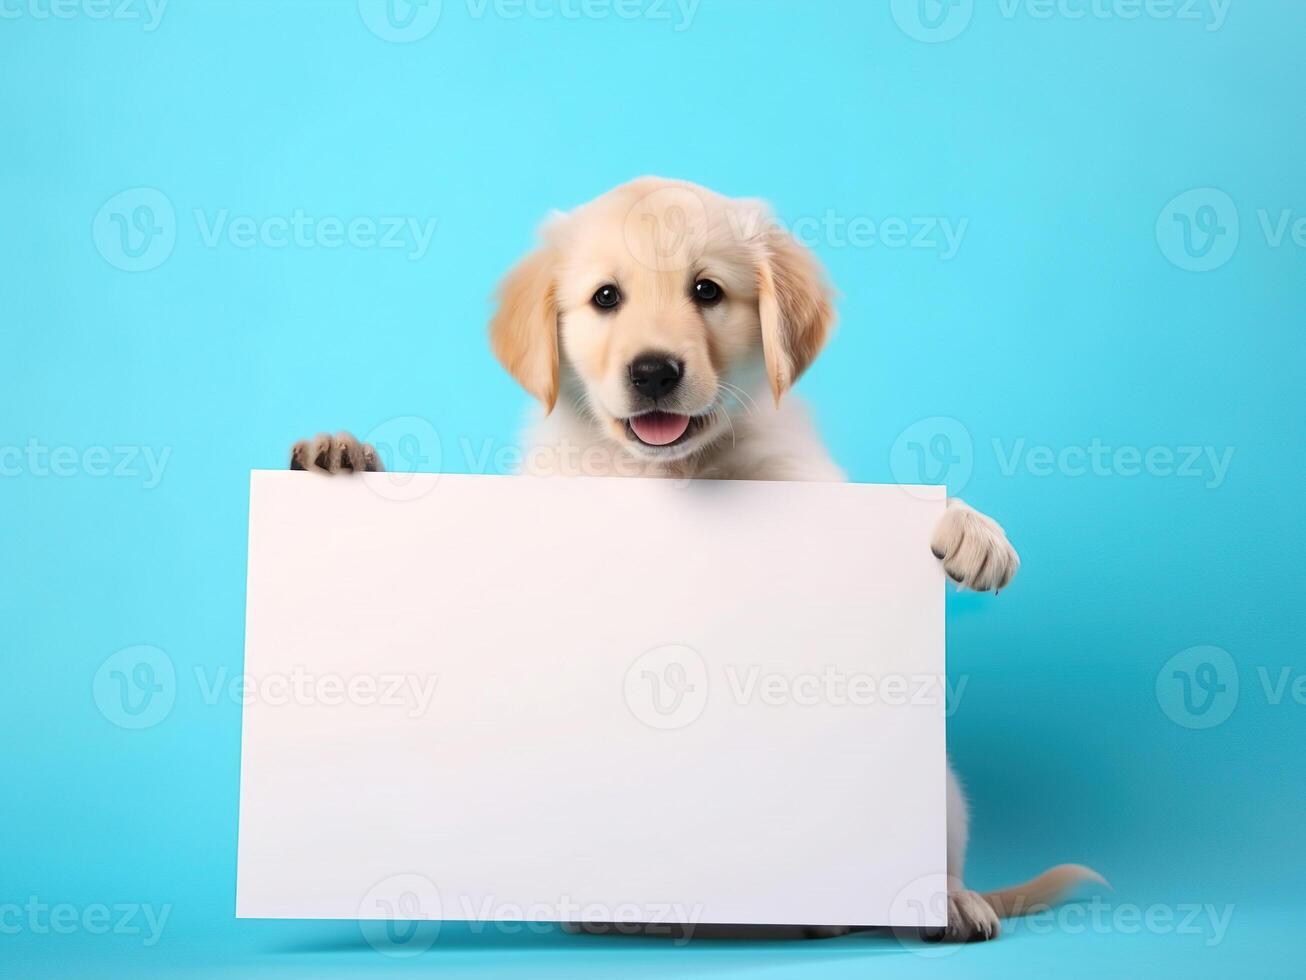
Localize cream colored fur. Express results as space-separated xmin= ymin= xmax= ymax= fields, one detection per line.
xmin=290 ymin=176 xmax=1099 ymax=942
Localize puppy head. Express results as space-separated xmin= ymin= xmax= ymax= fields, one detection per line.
xmin=490 ymin=177 xmax=834 ymax=462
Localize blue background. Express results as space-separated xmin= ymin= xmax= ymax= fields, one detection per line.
xmin=3 ymin=0 xmax=1303 ymax=976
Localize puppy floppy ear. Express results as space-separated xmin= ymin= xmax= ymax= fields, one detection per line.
xmin=489 ymin=244 xmax=560 ymax=412
xmin=756 ymin=224 xmax=835 ymax=405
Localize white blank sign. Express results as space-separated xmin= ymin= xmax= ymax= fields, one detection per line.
xmin=238 ymin=471 xmax=947 ymax=928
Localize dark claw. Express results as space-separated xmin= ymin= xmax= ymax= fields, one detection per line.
xmin=931 ymin=547 xmax=945 ymax=560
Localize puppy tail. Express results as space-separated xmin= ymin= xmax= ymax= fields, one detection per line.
xmin=982 ymin=864 xmax=1109 ymax=919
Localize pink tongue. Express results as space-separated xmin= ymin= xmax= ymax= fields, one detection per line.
xmin=630 ymin=411 xmax=691 ymax=446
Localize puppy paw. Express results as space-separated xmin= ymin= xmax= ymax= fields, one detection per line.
xmin=923 ymin=889 xmax=1000 ymax=944
xmin=930 ymin=499 xmax=1019 ymax=593
xmin=289 ymin=432 xmax=383 ymax=474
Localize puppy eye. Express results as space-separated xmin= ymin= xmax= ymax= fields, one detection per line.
xmin=592 ymin=284 xmax=622 ymax=310
xmin=692 ymin=279 xmax=723 ymax=306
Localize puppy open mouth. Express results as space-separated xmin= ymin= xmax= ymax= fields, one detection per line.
xmin=624 ymin=411 xmax=707 ymax=448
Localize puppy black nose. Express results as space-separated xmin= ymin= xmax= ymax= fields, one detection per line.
xmin=629 ymin=354 xmax=683 ymax=399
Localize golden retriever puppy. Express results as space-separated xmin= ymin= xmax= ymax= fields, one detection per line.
xmin=290 ymin=177 xmax=1098 ymax=941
